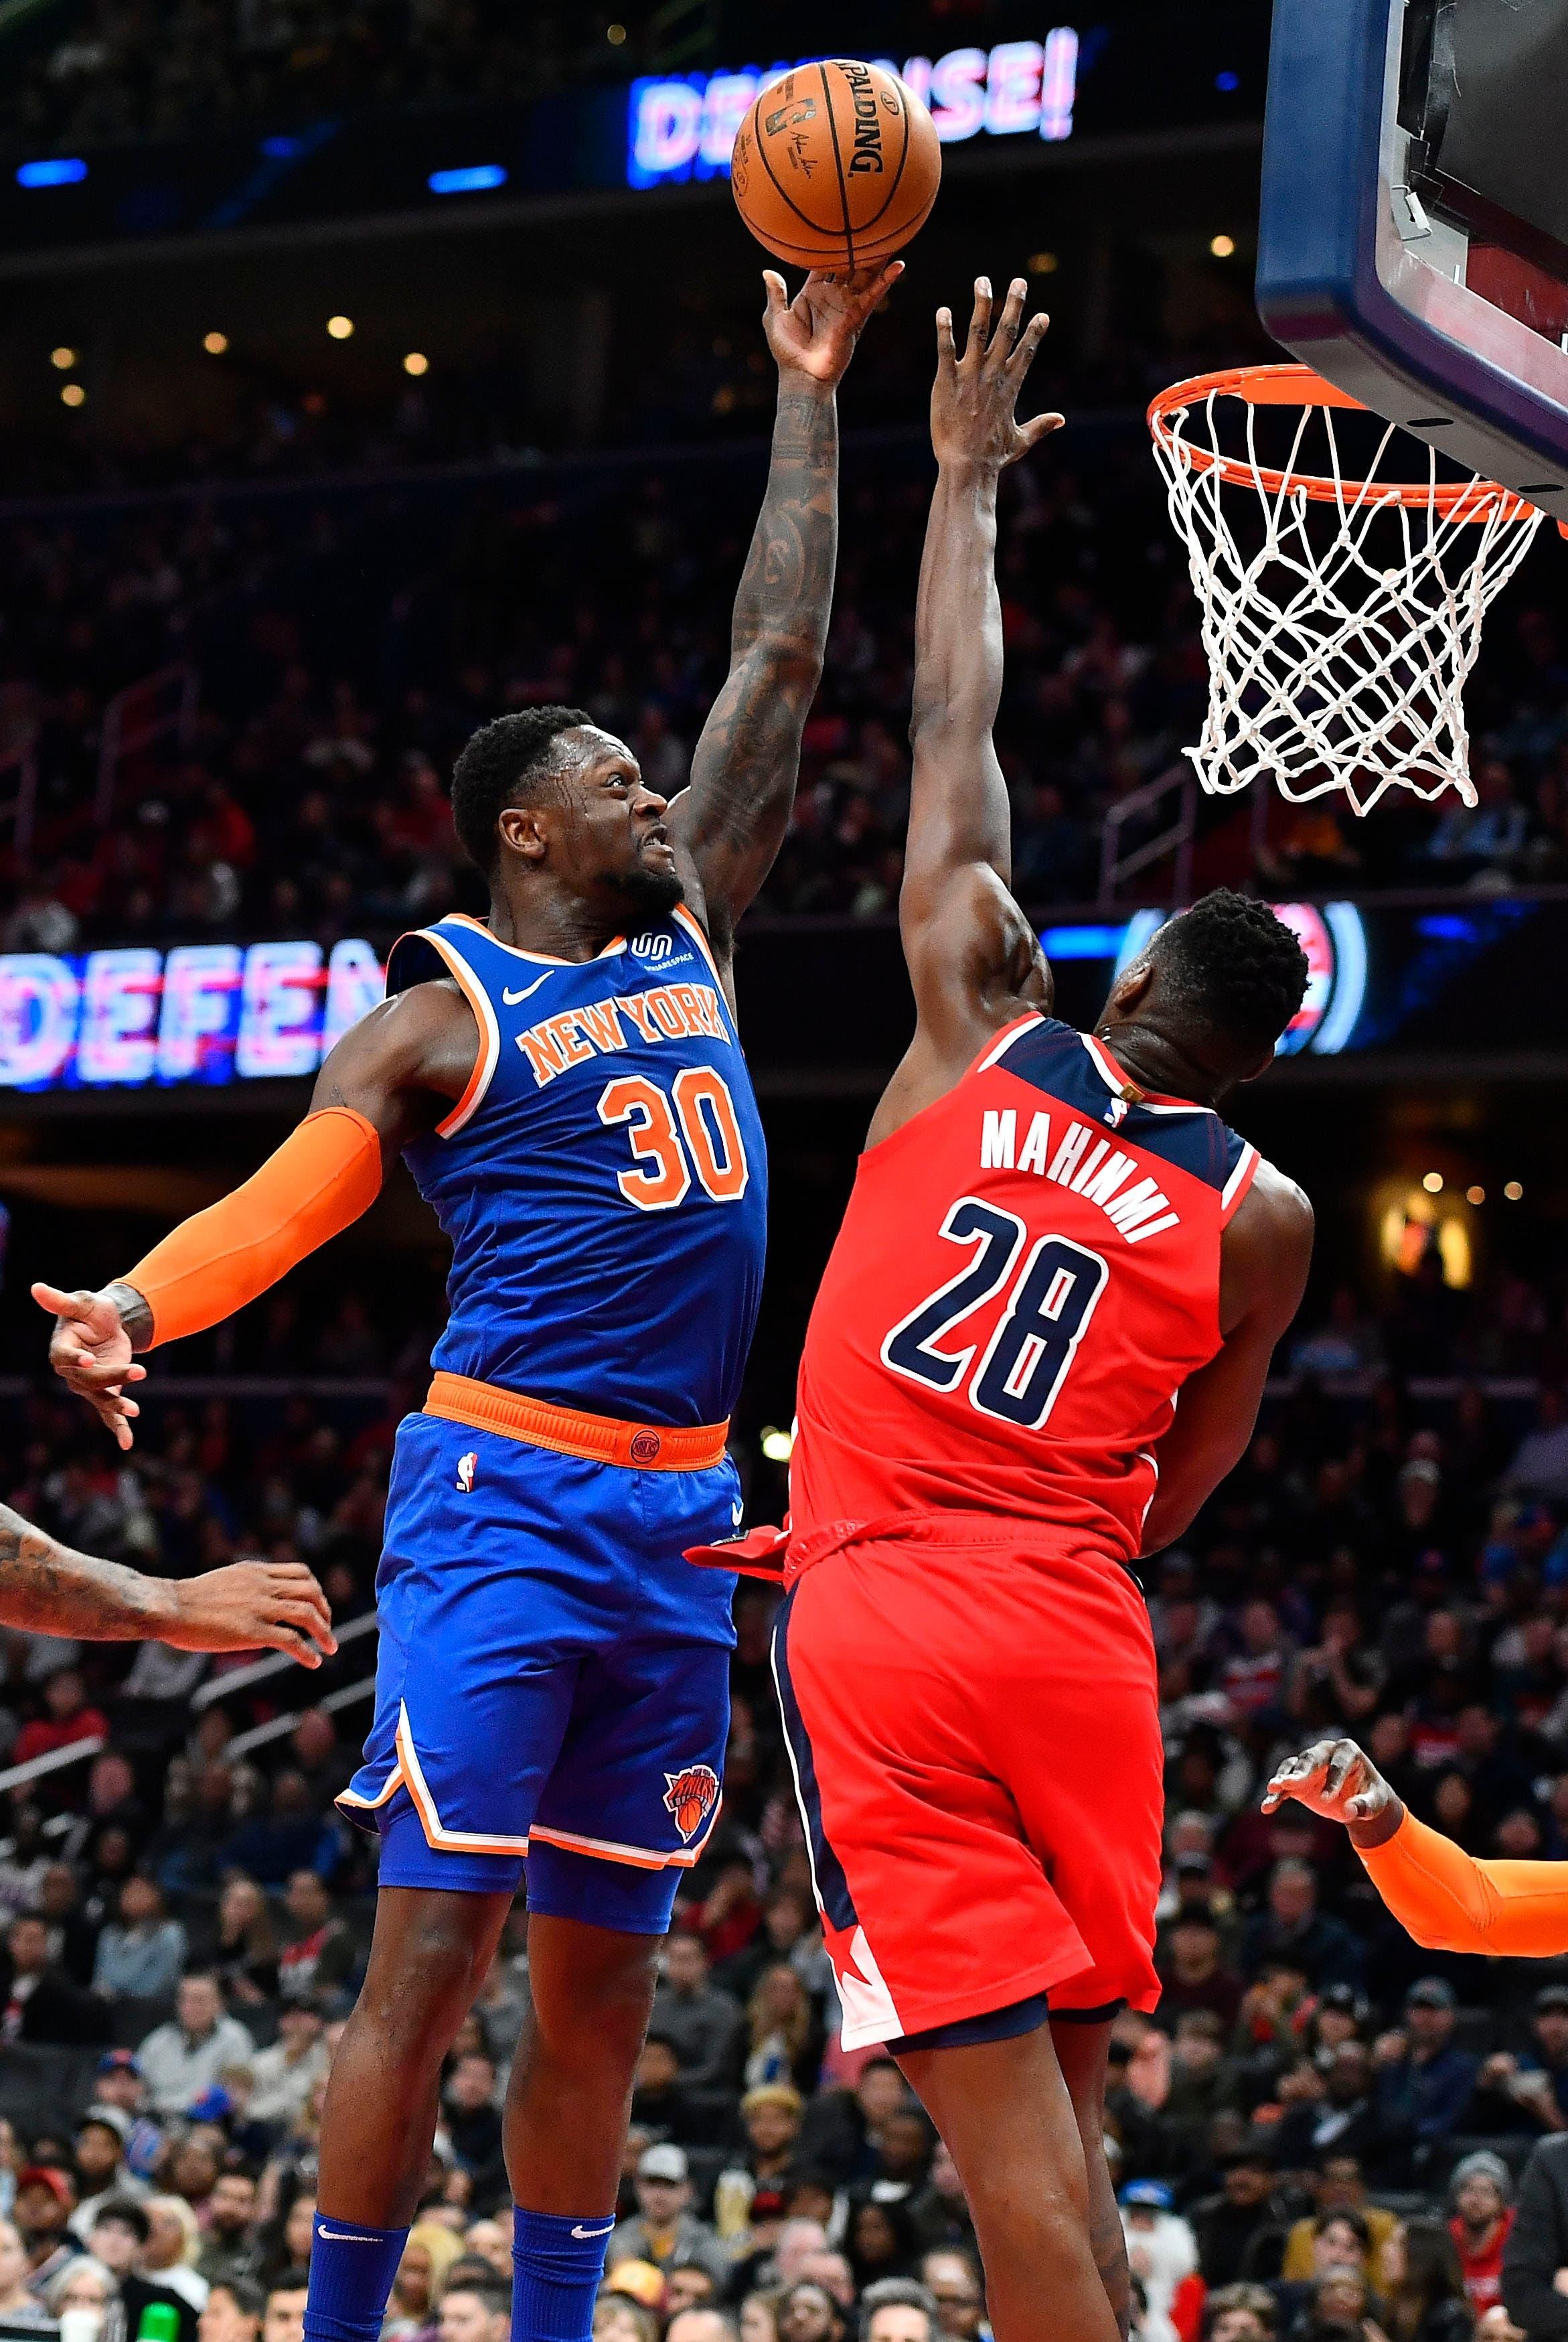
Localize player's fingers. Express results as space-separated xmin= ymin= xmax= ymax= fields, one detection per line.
xmin=64 ymin=1358 xmax=139 ymax=1391
xmin=31 ymin=1281 xmax=86 ymax=1317
xmin=761 ymin=269 xmax=789 ymax=316
xmin=1018 ymin=411 xmax=1065 ymax=452
xmin=961 ymin=277 xmax=992 ymax=364
xmin=256 ymin=1621 xmax=324 ymax=1668
xmin=868 ymin=257 xmax=904 ymax=310
xmin=1007 ymin=311 xmax=1051 ymax=380
xmin=993 ymin=276 xmax=1028 ymax=357
xmin=935 ymin=307 xmax=957 ymax=369
xmin=1324 ymin=1743 xmax=1361 ymax=1797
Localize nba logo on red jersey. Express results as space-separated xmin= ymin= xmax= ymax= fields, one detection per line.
xmin=663 ymin=1764 xmax=720 ymax=1841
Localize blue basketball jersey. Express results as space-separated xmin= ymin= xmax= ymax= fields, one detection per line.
xmin=388 ymin=906 xmax=768 ymax=1429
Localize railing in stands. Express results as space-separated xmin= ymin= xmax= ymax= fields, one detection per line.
xmin=0 ymin=1611 xmax=379 ymax=1799
xmin=1099 ymin=763 xmax=1196 ymax=906
xmin=93 ymin=663 xmax=199 ymax=825
xmin=191 ymin=1608 xmax=378 ymax=1709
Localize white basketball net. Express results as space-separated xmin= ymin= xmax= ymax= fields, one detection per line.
xmin=1151 ymin=384 xmax=1545 ymax=816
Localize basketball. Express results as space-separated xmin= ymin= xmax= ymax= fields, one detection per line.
xmin=730 ymin=58 xmax=941 ymax=271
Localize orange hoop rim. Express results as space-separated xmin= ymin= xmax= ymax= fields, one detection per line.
xmin=1147 ymin=362 xmax=1539 ymax=520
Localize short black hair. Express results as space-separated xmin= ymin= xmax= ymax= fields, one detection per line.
xmin=442 ymin=2278 xmax=512 ymax=2321
xmin=211 ymin=2278 xmax=265 ymax=2321
xmin=267 ymin=2270 xmax=311 ymax=2302
xmin=1150 ymin=889 xmax=1310 ymax=1057
xmin=449 ymin=707 xmax=593 ymax=875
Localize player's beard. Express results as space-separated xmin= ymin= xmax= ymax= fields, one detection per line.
xmin=615 ymin=859 xmax=685 ymax=924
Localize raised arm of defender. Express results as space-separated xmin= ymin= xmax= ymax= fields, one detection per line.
xmin=869 ymin=279 xmax=1063 ymax=1146
xmin=670 ymin=263 xmax=899 ymax=960
xmin=34 ymin=976 xmax=478 ymax=1448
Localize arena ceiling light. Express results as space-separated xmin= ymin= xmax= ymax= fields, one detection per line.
xmin=50 ymin=347 xmax=76 ymax=370
xmin=403 ymin=352 xmax=429 ymax=376
xmin=60 ymin=384 xmax=84 ymax=407
xmin=427 ymin=165 xmax=507 ymax=196
xmin=1209 ymin=233 xmax=1236 ymax=257
xmin=326 ymin=315 xmax=354 ymax=340
xmin=16 ymin=157 xmax=87 ymax=188
xmin=204 ymin=332 xmax=229 ymax=355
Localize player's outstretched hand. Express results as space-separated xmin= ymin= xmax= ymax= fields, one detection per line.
xmin=1263 ymin=1736 xmax=1399 ymax=1834
xmin=167 ymin=1560 xmax=337 ymax=1666
xmin=762 ymin=259 xmax=903 ymax=388
xmin=931 ymin=275 xmax=1064 ymax=471
xmin=31 ymin=1282 xmax=146 ymax=1451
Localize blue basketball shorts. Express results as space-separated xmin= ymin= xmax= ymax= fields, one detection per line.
xmin=337 ymin=1409 xmax=739 ymax=1932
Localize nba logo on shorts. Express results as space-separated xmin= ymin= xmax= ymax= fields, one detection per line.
xmin=663 ymin=1763 xmax=720 ymax=1842
xmin=631 ymin=931 xmax=674 ymax=961
xmin=455 ymin=1451 xmax=477 ymax=1493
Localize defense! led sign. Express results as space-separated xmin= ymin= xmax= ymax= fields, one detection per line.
xmin=0 ymin=936 xmax=385 ymax=1092
xmin=628 ymin=35 xmax=1079 ymax=188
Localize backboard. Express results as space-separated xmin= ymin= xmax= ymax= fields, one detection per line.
xmin=1256 ymin=0 xmax=1568 ymax=520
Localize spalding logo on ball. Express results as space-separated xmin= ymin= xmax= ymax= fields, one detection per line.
xmin=731 ymin=58 xmax=941 ymax=271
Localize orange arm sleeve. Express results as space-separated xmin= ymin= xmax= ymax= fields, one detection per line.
xmin=126 ymin=1106 xmax=383 ymax=1350
xmin=1358 ymin=1808 xmax=1568 ymax=1958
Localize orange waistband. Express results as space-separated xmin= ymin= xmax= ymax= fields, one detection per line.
xmin=424 ymin=1372 xmax=729 ymax=1473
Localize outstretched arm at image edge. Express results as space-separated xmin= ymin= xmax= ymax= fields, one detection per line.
xmin=1358 ymin=1805 xmax=1568 ymax=1957
xmin=0 ymin=1507 xmax=335 ymax=1663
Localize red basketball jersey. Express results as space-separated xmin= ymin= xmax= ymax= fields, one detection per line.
xmin=791 ymin=1013 xmax=1263 ymax=1565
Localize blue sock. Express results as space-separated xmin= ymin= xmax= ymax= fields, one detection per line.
xmin=304 ymin=2213 xmax=409 ymax=2342
xmin=512 ymin=2206 xmax=615 ymax=2342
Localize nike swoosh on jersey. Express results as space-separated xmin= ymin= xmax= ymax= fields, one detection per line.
xmin=571 ymin=2223 xmax=615 ymax=2240
xmin=502 ymin=975 xmax=553 ymax=1005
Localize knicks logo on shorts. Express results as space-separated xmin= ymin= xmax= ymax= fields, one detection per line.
xmin=663 ymin=1763 xmax=720 ymax=1842
xmin=456 ymin=1452 xmax=477 ymax=1493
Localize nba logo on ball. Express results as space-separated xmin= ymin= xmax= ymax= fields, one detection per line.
xmin=455 ymin=1452 xmax=477 ymax=1493
xmin=663 ymin=1764 xmax=720 ymax=1842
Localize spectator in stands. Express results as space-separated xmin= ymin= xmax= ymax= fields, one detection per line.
xmin=1120 ymin=2181 xmax=1199 ymax=2337
xmin=70 ymin=2110 xmax=144 ymax=2231
xmin=651 ymin=1939 xmax=743 ymax=2102
xmin=197 ymin=2176 xmax=260 ymax=2289
xmin=90 ymin=2055 xmax=161 ymax=2182
xmin=1446 ymin=2155 xmax=1514 ymax=2321
xmin=1281 ymin=2165 xmax=1397 ymax=2282
xmin=1 ymin=1915 xmax=106 ymax=2047
xmin=86 ymin=2201 xmax=199 ymax=2342
xmin=606 ymin=2148 xmax=727 ymax=2288
xmin=92 ymin=1877 xmax=187 ymax=2004
xmin=137 ymin=1974 xmax=256 ymax=2117
xmin=246 ymin=2007 xmax=327 ymax=2131
xmin=202 ymin=1878 xmax=279 ymax=2009
xmin=1190 ymin=2150 xmax=1289 ymax=2286
xmin=916 ymin=2252 xmax=984 ymax=2342
xmin=274 ymin=1873 xmax=352 ymax=2005
xmin=142 ymin=2198 xmax=208 ymax=2311
xmin=1503 ymin=1388 xmax=1568 ymax=1504
xmin=1374 ymin=2218 xmax=1470 ymax=2342
xmin=15 ymin=2171 xmax=77 ymax=2290
xmin=858 ymin=2280 xmax=936 ymax=2342
xmin=437 ymin=2279 xmax=509 ymax=2342
xmin=200 ymin=2277 xmax=264 ymax=2342
xmin=13 ymin=1671 xmax=108 ymax=1769
xmin=441 ymin=2055 xmax=504 ymax=2200
xmin=1239 ymin=1862 xmax=1366 ymax=1993
xmin=0 ymin=2217 xmax=47 ymax=2327
xmin=261 ymin=2274 xmax=309 ymax=2342
xmin=1372 ymin=1982 xmax=1478 ymax=2183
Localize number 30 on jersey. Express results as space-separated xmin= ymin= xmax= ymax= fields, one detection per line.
xmin=882 ymin=1197 xmax=1108 ymax=1429
xmin=598 ymin=1071 xmax=751 ymax=1210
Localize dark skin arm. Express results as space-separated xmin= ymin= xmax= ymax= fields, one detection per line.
xmin=33 ymin=978 xmax=478 ymax=1445
xmin=669 ymin=263 xmax=900 ymax=966
xmin=868 ymin=277 xmax=1063 ymax=1149
xmin=0 ymin=1507 xmax=335 ymax=1664
xmin=1138 ymin=1161 xmax=1314 ymax=1554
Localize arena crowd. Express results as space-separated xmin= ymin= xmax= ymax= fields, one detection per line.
xmin=2 ymin=426 xmax=1567 ymax=961
xmin=0 ymin=1238 xmax=1563 ymax=2342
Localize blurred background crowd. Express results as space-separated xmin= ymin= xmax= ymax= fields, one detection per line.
xmin=0 ymin=1252 xmax=1565 ymax=2342
xmin=3 ymin=441 xmax=1568 ymax=958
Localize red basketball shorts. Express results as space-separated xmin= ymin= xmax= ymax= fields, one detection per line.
xmin=773 ymin=1518 xmax=1163 ymax=2049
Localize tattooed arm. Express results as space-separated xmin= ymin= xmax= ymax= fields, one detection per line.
xmin=669 ymin=263 xmax=900 ymax=966
xmin=0 ymin=1505 xmax=336 ymax=1663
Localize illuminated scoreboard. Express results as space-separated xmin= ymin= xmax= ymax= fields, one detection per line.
xmin=628 ymin=36 xmax=1081 ymax=188
xmin=0 ymin=936 xmax=384 ymax=1093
